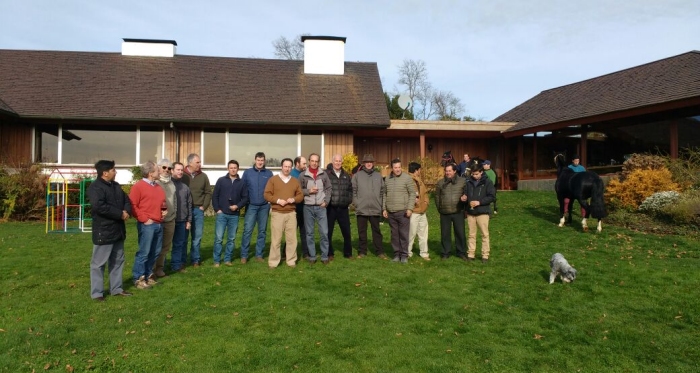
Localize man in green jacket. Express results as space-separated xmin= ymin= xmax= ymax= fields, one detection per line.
xmin=483 ymin=160 xmax=498 ymax=214
xmin=435 ymin=164 xmax=467 ymax=260
xmin=383 ymin=158 xmax=415 ymax=263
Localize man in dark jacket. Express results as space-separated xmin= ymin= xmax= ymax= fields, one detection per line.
xmin=327 ymin=154 xmax=353 ymax=259
xmin=241 ymin=152 xmax=273 ymax=263
xmin=464 ymin=165 xmax=496 ymax=263
xmin=435 ymin=163 xmax=467 ymax=260
xmin=212 ymin=160 xmax=249 ymax=266
xmin=88 ymin=160 xmax=133 ymax=301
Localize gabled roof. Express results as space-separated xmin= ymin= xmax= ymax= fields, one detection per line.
xmin=495 ymin=51 xmax=700 ymax=135
xmin=0 ymin=97 xmax=17 ymax=116
xmin=0 ymin=49 xmax=389 ymax=127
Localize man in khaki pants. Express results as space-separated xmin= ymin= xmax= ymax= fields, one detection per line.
xmin=462 ymin=165 xmax=496 ymax=263
xmin=264 ymin=158 xmax=304 ymax=268
xmin=407 ymin=162 xmax=430 ymax=260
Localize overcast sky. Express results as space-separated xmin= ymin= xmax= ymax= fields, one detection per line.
xmin=2 ymin=0 xmax=698 ymax=120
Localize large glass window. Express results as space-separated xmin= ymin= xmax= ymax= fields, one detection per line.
xmin=301 ymin=133 xmax=322 ymax=160
xmin=228 ymin=132 xmax=298 ymax=168
xmin=36 ymin=126 xmax=59 ymax=163
xmin=203 ymin=130 xmax=226 ymax=166
xmin=140 ymin=127 xmax=164 ymax=164
xmin=62 ymin=126 xmax=136 ymax=165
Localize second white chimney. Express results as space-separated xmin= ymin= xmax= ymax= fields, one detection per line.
xmin=302 ymin=36 xmax=346 ymax=75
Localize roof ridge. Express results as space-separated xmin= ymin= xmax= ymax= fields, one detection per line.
xmin=539 ymin=50 xmax=700 ymax=94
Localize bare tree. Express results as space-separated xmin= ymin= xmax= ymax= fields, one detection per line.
xmin=272 ymin=34 xmax=308 ymax=60
xmin=432 ymin=90 xmax=465 ymax=121
xmin=397 ymin=59 xmax=429 ymax=107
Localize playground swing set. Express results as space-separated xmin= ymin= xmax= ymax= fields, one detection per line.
xmin=45 ymin=168 xmax=96 ymax=234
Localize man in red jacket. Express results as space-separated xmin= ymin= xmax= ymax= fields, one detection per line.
xmin=129 ymin=161 xmax=167 ymax=289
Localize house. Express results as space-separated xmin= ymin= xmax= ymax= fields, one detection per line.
xmin=0 ymin=37 xmax=390 ymax=183
xmin=494 ymin=51 xmax=700 ymax=190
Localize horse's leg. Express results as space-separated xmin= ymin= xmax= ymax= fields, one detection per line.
xmin=566 ymin=199 xmax=574 ymax=224
xmin=558 ymin=197 xmax=566 ymax=227
xmin=596 ymin=219 xmax=602 ymax=232
xmin=579 ymin=199 xmax=590 ymax=231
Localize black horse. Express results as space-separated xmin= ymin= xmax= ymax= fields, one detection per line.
xmin=554 ymin=154 xmax=607 ymax=232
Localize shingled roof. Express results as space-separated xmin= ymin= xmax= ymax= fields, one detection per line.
xmin=0 ymin=97 xmax=16 ymax=116
xmin=0 ymin=49 xmax=390 ymax=127
xmin=495 ymin=51 xmax=700 ymax=135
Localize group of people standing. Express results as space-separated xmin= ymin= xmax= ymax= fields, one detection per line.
xmin=87 ymin=151 xmax=496 ymax=301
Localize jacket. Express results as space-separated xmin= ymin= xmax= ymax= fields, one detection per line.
xmin=464 ymin=175 xmax=496 ymax=216
xmin=435 ymin=176 xmax=466 ymax=214
xmin=242 ymin=166 xmax=273 ymax=206
xmin=173 ymin=178 xmax=192 ymax=223
xmin=299 ymin=167 xmax=332 ymax=206
xmin=87 ymin=177 xmax=132 ymax=245
xmin=182 ymin=169 xmax=211 ymax=209
xmin=383 ymin=171 xmax=415 ymax=213
xmin=156 ymin=178 xmax=177 ymax=222
xmin=410 ymin=173 xmax=429 ymax=214
xmin=212 ymin=175 xmax=249 ymax=215
xmin=352 ymin=168 xmax=385 ymax=216
xmin=326 ymin=167 xmax=353 ymax=207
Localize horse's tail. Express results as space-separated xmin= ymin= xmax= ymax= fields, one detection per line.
xmin=590 ymin=176 xmax=607 ymax=219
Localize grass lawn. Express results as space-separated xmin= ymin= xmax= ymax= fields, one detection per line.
xmin=1 ymin=191 xmax=698 ymax=372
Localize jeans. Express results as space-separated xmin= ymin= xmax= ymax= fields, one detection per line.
xmin=213 ymin=213 xmax=240 ymax=263
xmin=133 ymin=222 xmax=163 ymax=282
xmin=190 ymin=207 xmax=204 ymax=264
xmin=171 ymin=221 xmax=188 ymax=271
xmin=241 ymin=203 xmax=270 ymax=259
xmin=327 ymin=205 xmax=352 ymax=257
xmin=295 ymin=203 xmax=309 ymax=257
xmin=304 ymin=205 xmax=329 ymax=261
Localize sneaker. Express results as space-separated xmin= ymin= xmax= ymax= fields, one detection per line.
xmin=134 ymin=276 xmax=150 ymax=289
xmin=147 ymin=274 xmax=158 ymax=286
xmin=224 ymin=262 xmax=232 ymax=266
xmin=155 ymin=270 xmax=168 ymax=278
xmin=421 ymin=256 xmax=431 ymax=261
xmin=240 ymin=258 xmax=248 ymax=264
xmin=378 ymin=254 xmax=389 ymax=260
xmin=255 ymin=257 xmax=265 ymax=263
xmin=213 ymin=263 xmax=220 ymax=268
xmin=392 ymin=256 xmax=400 ymax=263
xmin=482 ymin=258 xmax=489 ymax=264
xmin=400 ymin=258 xmax=408 ymax=264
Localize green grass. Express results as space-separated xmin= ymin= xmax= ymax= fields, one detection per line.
xmin=1 ymin=191 xmax=698 ymax=372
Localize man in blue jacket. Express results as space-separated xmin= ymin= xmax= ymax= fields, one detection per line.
xmin=212 ymin=160 xmax=249 ymax=267
xmin=240 ymin=152 xmax=273 ymax=263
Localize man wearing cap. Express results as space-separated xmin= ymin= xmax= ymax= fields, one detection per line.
xmin=483 ymin=160 xmax=498 ymax=215
xmin=352 ymin=154 xmax=387 ymax=259
xmin=565 ymin=155 xmax=586 ymax=216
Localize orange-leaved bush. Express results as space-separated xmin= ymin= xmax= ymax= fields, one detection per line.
xmin=605 ymin=168 xmax=681 ymax=210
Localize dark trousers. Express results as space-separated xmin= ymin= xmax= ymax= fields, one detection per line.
xmin=357 ymin=215 xmax=383 ymax=256
xmin=327 ymin=205 xmax=352 ymax=257
xmin=295 ymin=203 xmax=309 ymax=257
xmin=440 ymin=212 xmax=466 ymax=257
xmin=388 ymin=211 xmax=410 ymax=259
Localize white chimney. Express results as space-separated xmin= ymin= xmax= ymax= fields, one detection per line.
xmin=302 ymin=36 xmax=346 ymax=75
xmin=121 ymin=38 xmax=177 ymax=57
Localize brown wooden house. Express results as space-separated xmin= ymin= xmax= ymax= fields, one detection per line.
xmin=494 ymin=50 xmax=700 ymax=190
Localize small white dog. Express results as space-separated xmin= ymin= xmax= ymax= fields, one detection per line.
xmin=549 ymin=253 xmax=577 ymax=284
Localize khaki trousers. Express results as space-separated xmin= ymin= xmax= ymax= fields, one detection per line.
xmin=155 ymin=219 xmax=175 ymax=274
xmin=467 ymin=214 xmax=490 ymax=259
xmin=269 ymin=211 xmax=298 ymax=267
xmin=408 ymin=212 xmax=429 ymax=258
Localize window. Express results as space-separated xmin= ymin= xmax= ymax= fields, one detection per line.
xmin=228 ymin=132 xmax=298 ymax=168
xmin=139 ymin=127 xmax=164 ymax=164
xmin=62 ymin=126 xmax=136 ymax=165
xmin=203 ymin=130 xmax=226 ymax=166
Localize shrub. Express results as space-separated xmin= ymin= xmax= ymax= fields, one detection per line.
xmin=341 ymin=152 xmax=358 ymax=175
xmin=666 ymin=147 xmax=700 ymax=190
xmin=605 ymin=168 xmax=681 ymax=210
xmin=638 ymin=191 xmax=680 ymax=215
xmin=666 ymin=189 xmax=700 ymax=226
xmin=620 ymin=153 xmax=666 ymax=181
xmin=410 ymin=157 xmax=443 ymax=193
xmin=0 ymin=163 xmax=48 ymax=221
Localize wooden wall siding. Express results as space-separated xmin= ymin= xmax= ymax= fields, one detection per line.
xmin=164 ymin=129 xmax=177 ymax=162
xmin=177 ymin=128 xmax=201 ymax=164
xmin=0 ymin=122 xmax=31 ymax=164
xmin=323 ymin=132 xmax=354 ymax=161
xmin=354 ymin=136 xmax=493 ymax=168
